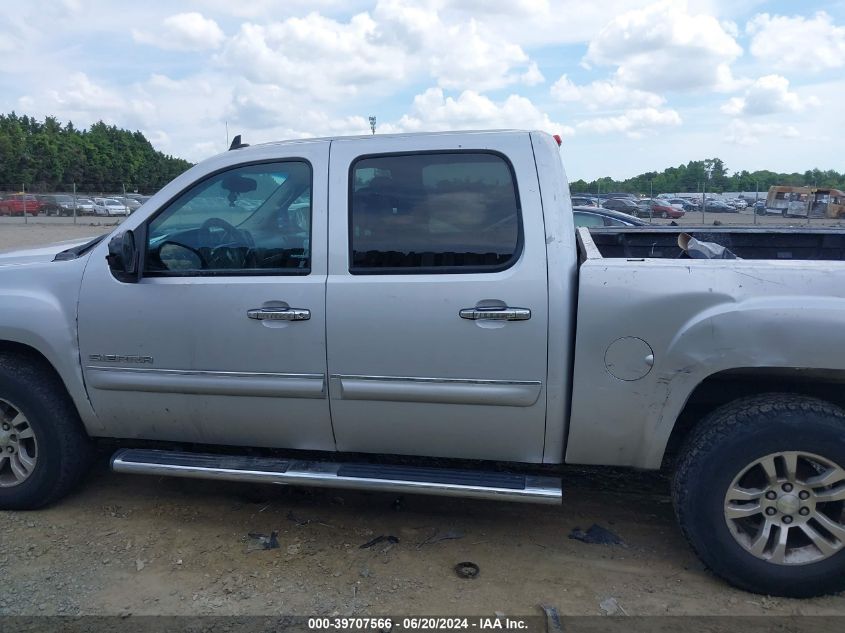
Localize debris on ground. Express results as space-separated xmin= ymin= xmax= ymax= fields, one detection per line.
xmin=538 ymin=604 xmax=563 ymax=633
xmin=359 ymin=535 xmax=399 ymax=549
xmin=287 ymin=511 xmax=311 ymax=526
xmin=246 ymin=531 xmax=279 ymax=551
xmin=454 ymin=561 xmax=479 ymax=579
xmin=417 ymin=528 xmax=465 ymax=549
xmin=599 ymin=597 xmax=628 ymax=616
xmin=568 ymin=524 xmax=624 ymax=546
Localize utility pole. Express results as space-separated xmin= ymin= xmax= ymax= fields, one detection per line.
xmin=368 ymin=116 xmax=377 ymax=135
xmin=73 ymin=182 xmax=77 ymax=225
xmin=22 ymin=182 xmax=27 ymax=225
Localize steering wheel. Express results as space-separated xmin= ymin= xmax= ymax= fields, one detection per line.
xmin=200 ymin=217 xmax=246 ymax=246
xmin=199 ymin=217 xmax=254 ymax=268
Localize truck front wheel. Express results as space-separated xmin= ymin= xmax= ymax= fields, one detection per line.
xmin=673 ymin=394 xmax=845 ymax=597
xmin=0 ymin=352 xmax=93 ymax=510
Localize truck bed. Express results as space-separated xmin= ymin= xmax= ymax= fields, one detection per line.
xmin=582 ymin=226 xmax=845 ymax=260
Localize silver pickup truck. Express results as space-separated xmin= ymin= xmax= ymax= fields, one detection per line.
xmin=1 ymin=130 xmax=844 ymax=597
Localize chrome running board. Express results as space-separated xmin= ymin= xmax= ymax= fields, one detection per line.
xmin=111 ymin=449 xmax=562 ymax=505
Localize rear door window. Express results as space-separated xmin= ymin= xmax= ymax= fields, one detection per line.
xmin=349 ymin=152 xmax=521 ymax=273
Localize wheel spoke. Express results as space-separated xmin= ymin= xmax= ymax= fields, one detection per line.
xmin=807 ymin=462 xmax=845 ymax=488
xmin=749 ymin=520 xmax=774 ymax=557
xmin=16 ymin=425 xmax=34 ymax=440
xmin=813 ymin=513 xmax=845 ymax=544
xmin=725 ymin=502 xmax=763 ymax=520
xmin=782 ymin=453 xmax=799 ymax=481
xmin=8 ymin=412 xmax=25 ymax=428
xmin=800 ymin=524 xmax=840 ymax=558
xmin=807 ymin=464 xmax=845 ymax=489
xmin=758 ymin=455 xmax=779 ymax=485
xmin=17 ymin=447 xmax=35 ymax=470
xmin=814 ymin=485 xmax=845 ymax=503
xmin=9 ymin=454 xmax=28 ymax=481
xmin=769 ymin=525 xmax=790 ymax=564
xmin=726 ymin=485 xmax=763 ymax=502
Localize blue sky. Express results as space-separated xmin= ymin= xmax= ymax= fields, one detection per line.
xmin=0 ymin=0 xmax=843 ymax=180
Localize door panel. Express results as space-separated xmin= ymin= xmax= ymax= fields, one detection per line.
xmin=326 ymin=135 xmax=549 ymax=463
xmin=78 ymin=143 xmax=334 ymax=450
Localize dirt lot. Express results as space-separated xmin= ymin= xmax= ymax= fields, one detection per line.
xmin=2 ymin=460 xmax=845 ymax=617
xmin=1 ymin=219 xmax=845 ymax=618
xmin=0 ymin=218 xmax=119 ymax=251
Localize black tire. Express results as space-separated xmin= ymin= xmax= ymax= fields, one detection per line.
xmin=673 ymin=394 xmax=845 ymax=597
xmin=0 ymin=351 xmax=93 ymax=510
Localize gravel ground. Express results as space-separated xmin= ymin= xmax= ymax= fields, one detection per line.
xmin=2 ymin=459 xmax=845 ymax=617
xmin=1 ymin=217 xmax=845 ymax=618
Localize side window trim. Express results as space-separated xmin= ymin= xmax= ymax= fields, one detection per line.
xmin=142 ymin=159 xmax=314 ymax=278
xmin=346 ymin=150 xmax=524 ymax=276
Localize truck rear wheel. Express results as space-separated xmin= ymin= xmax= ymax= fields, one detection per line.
xmin=0 ymin=352 xmax=93 ymax=510
xmin=673 ymin=394 xmax=845 ymax=597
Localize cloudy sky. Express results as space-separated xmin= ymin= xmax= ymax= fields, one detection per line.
xmin=0 ymin=0 xmax=843 ymax=180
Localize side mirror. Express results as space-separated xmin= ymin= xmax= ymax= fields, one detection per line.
xmin=107 ymin=230 xmax=141 ymax=283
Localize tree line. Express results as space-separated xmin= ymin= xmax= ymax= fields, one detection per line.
xmin=2 ymin=113 xmax=843 ymax=197
xmin=0 ymin=112 xmax=193 ymax=193
xmin=570 ymin=158 xmax=845 ymax=196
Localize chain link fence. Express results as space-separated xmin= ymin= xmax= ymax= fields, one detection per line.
xmin=0 ymin=183 xmax=151 ymax=224
xmin=3 ymin=182 xmax=845 ymax=230
xmin=576 ymin=189 xmax=845 ymax=229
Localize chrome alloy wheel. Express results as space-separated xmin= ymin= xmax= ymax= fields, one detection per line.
xmin=724 ymin=451 xmax=845 ymax=565
xmin=0 ymin=398 xmax=38 ymax=487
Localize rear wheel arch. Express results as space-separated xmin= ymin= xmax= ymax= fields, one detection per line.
xmin=660 ymin=368 xmax=845 ymax=471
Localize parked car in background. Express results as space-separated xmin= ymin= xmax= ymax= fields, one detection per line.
xmin=39 ymin=194 xmax=77 ymax=216
xmin=704 ymin=201 xmax=739 ymax=213
xmin=601 ymin=197 xmax=639 ymax=215
xmin=668 ymin=198 xmax=697 ymax=212
xmin=74 ymin=198 xmax=95 ymax=215
xmin=0 ymin=193 xmax=43 ymax=216
xmin=92 ymin=197 xmax=129 ymax=216
xmin=571 ymin=196 xmax=599 ymax=207
xmin=636 ymin=198 xmax=685 ymax=219
xmin=116 ymin=197 xmax=142 ymax=213
xmin=573 ymin=206 xmax=647 ymax=227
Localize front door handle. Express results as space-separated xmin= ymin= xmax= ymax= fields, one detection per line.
xmin=247 ymin=307 xmax=311 ymax=321
xmin=459 ymin=306 xmax=531 ymax=321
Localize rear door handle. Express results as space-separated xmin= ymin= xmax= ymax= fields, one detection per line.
xmin=459 ymin=306 xmax=531 ymax=321
xmin=247 ymin=307 xmax=311 ymax=321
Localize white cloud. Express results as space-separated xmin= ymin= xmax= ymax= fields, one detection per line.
xmin=133 ymin=12 xmax=226 ymax=51
xmin=381 ymin=87 xmax=573 ymax=136
xmin=219 ymin=14 xmax=410 ymax=102
xmin=721 ymin=75 xmax=819 ymax=117
xmin=584 ymin=0 xmax=744 ymax=92
xmin=576 ymin=107 xmax=682 ymax=138
xmin=218 ymin=3 xmax=544 ymax=101
xmin=551 ymin=74 xmax=665 ymax=109
xmin=725 ymin=120 xmax=800 ymax=146
xmin=747 ymin=12 xmax=845 ymax=73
